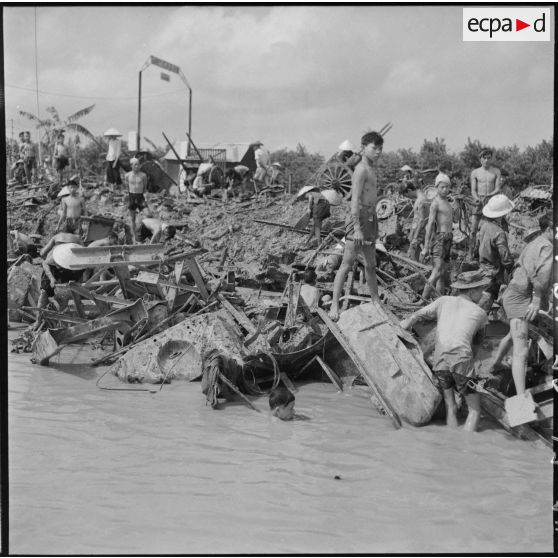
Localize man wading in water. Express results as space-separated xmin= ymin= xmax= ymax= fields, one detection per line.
xmin=328 ymin=131 xmax=382 ymax=321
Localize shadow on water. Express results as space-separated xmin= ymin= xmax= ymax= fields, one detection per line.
xmin=48 ymin=362 xmax=98 ymax=380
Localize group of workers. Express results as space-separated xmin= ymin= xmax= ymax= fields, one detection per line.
xmin=297 ymin=134 xmax=552 ymax=432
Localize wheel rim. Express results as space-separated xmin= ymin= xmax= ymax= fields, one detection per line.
xmin=318 ymin=163 xmax=352 ymax=192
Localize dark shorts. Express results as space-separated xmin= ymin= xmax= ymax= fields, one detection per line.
xmin=471 ymin=195 xmax=493 ymax=217
xmin=479 ymin=263 xmax=503 ymax=299
xmin=313 ymin=198 xmax=331 ymax=221
xmin=106 ymin=160 xmax=122 ymax=185
xmin=55 ymin=156 xmax=69 ymax=171
xmin=128 ymin=192 xmax=147 ymax=212
xmin=431 ymin=232 xmax=453 ymax=262
xmin=434 ymin=370 xmax=474 ymax=395
xmin=40 ymin=266 xmax=83 ymax=297
xmin=63 ymin=218 xmax=80 ymax=234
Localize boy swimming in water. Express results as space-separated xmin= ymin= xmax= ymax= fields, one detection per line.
xmin=269 ymin=387 xmax=296 ymax=421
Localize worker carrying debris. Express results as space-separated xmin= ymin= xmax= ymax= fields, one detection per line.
xmin=400 ymin=270 xmax=491 ymax=432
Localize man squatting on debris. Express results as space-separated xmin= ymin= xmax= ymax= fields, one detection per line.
xmin=35 ymin=233 xmax=84 ymax=322
xmin=401 ymin=270 xmax=490 ymax=432
xmin=56 ymin=178 xmax=86 ymax=234
xmin=476 ymin=194 xmax=515 ymax=311
xmin=420 ymin=172 xmax=453 ymax=300
xmin=305 ymin=187 xmax=331 ymax=248
xmin=125 ymin=157 xmax=151 ymax=244
xmin=328 ymin=131 xmax=383 ymax=321
xmin=469 ymin=148 xmax=501 ymax=260
xmin=489 ymin=211 xmax=553 ymax=395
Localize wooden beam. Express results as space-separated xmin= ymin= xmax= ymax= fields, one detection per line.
xmin=315 ymin=356 xmax=343 ymax=391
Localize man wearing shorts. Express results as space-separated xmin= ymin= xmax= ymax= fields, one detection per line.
xmin=469 ymin=149 xmax=501 ymax=259
xmin=489 ymin=211 xmax=552 ymax=395
xmin=401 ymin=270 xmax=490 ymax=432
xmin=53 ymin=133 xmax=70 ymax=185
xmin=421 ymin=173 xmax=453 ymax=299
xmin=125 ymin=158 xmax=150 ymax=243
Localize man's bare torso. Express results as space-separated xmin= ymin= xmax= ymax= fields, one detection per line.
xmin=472 ymin=165 xmax=499 ymax=198
xmin=433 ymin=196 xmax=453 ymax=233
xmin=127 ymin=171 xmax=147 ymax=194
xmin=63 ymin=195 xmax=83 ymax=219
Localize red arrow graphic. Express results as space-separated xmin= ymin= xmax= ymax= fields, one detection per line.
xmin=516 ymin=19 xmax=530 ymax=31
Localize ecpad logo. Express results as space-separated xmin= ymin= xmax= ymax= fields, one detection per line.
xmin=463 ymin=7 xmax=551 ymax=41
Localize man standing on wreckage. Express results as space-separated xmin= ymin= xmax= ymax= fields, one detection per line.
xmin=328 ymin=131 xmax=383 ymax=321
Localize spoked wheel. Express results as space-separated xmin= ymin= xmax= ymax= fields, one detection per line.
xmin=317 ymin=162 xmax=353 ymax=194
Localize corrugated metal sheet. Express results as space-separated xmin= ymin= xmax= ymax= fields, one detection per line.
xmin=164 ymin=142 xmax=252 ymax=163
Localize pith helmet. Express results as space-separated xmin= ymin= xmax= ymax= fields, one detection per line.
xmin=482 ymin=194 xmax=514 ymax=218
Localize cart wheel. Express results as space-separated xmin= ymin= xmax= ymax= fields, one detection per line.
xmin=317 ymin=162 xmax=353 ymax=193
xmin=376 ymin=196 xmax=395 ymax=219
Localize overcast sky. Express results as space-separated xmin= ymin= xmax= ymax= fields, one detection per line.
xmin=3 ymin=5 xmax=554 ymax=156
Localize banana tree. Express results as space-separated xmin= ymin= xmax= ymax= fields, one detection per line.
xmin=18 ymin=104 xmax=102 ymax=160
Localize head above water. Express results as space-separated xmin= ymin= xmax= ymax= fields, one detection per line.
xmin=269 ymin=387 xmax=295 ymax=421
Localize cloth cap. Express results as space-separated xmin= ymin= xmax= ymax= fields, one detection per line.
xmin=400 ymin=165 xmax=413 ymax=172
xmin=482 ymin=194 xmax=514 ymax=218
xmin=103 ymin=127 xmax=122 ymax=137
xmin=51 ymin=243 xmax=88 ymax=270
xmin=435 ymin=172 xmax=451 ymax=186
xmin=338 ymin=139 xmax=356 ymax=152
xmin=451 ymin=270 xmax=491 ymax=290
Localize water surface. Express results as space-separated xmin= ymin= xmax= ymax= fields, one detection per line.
xmin=8 ymin=330 xmax=552 ymax=554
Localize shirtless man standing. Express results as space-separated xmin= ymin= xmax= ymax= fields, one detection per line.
xmin=329 ymin=131 xmax=383 ymax=321
xmin=421 ymin=173 xmax=453 ymax=300
xmin=407 ymin=180 xmax=430 ymax=261
xmin=125 ymin=158 xmax=151 ymax=243
xmin=56 ymin=179 xmax=86 ymax=234
xmin=469 ymin=149 xmax=501 ymax=259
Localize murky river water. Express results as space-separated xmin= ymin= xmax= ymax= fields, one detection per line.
xmin=8 ymin=328 xmax=552 ymax=554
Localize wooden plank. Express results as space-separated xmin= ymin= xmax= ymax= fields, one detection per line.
xmin=315 ymin=356 xmax=343 ymax=391
xmin=32 ymin=330 xmax=65 ymax=365
xmin=217 ymin=294 xmax=256 ymax=334
xmin=284 ymin=281 xmax=301 ymax=328
xmin=185 ymin=257 xmax=209 ymax=300
xmin=280 ymin=372 xmax=298 ymax=393
xmin=112 ymin=265 xmax=131 ymax=299
xmin=316 ymin=308 xmax=402 ymax=429
xmin=69 ymin=289 xmax=86 ymax=319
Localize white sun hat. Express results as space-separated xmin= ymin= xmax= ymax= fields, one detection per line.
xmin=103 ymin=128 xmax=122 ymax=137
xmin=51 ymin=243 xmax=88 ymax=270
xmin=482 ymin=194 xmax=515 ymax=218
xmin=296 ymin=184 xmax=319 ymax=199
xmin=338 ymin=139 xmax=356 ymax=152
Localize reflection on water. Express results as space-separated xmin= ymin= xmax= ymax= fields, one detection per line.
xmin=8 ymin=332 xmax=552 ymax=554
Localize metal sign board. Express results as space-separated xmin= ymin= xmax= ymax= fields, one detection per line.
xmin=149 ymin=55 xmax=180 ymax=75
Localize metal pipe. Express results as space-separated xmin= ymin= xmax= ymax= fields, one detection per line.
xmin=137 ymin=70 xmax=142 ymax=152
